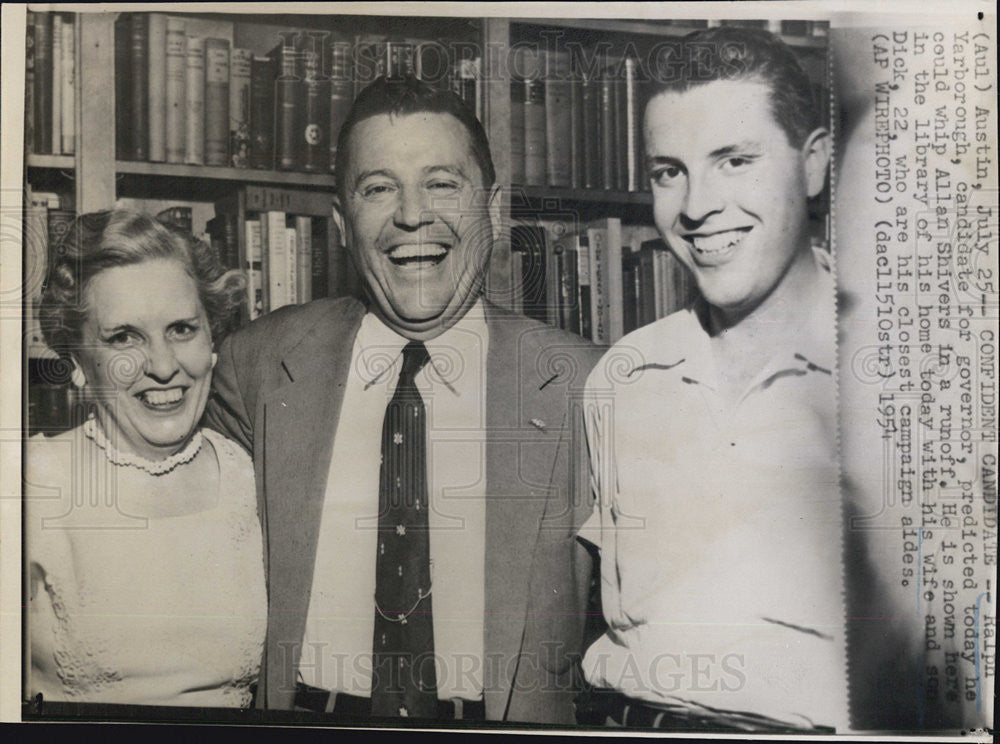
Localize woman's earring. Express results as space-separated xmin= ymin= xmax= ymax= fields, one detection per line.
xmin=211 ymin=352 xmax=218 ymax=369
xmin=70 ymin=364 xmax=87 ymax=389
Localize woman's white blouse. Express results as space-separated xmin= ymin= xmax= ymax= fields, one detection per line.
xmin=26 ymin=427 xmax=266 ymax=707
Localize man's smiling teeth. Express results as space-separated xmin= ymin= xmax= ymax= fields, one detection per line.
xmin=138 ymin=388 xmax=184 ymax=406
xmin=691 ymin=229 xmax=749 ymax=255
xmin=387 ymin=243 xmax=448 ymax=263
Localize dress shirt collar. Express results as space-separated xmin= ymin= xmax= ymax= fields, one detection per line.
xmin=356 ymin=300 xmax=488 ymax=395
xmin=631 ymin=248 xmax=836 ymax=401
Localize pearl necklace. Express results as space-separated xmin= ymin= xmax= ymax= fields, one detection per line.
xmin=83 ymin=417 xmax=203 ymax=476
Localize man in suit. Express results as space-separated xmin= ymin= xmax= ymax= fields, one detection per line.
xmin=205 ymin=76 xmax=600 ymax=725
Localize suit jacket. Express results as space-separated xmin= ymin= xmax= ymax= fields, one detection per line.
xmin=204 ymin=296 xmax=601 ymax=724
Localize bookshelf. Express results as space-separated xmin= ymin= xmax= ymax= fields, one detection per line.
xmin=23 ymin=10 xmax=830 ymax=427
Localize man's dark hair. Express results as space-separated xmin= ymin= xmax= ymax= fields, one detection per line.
xmin=334 ymin=76 xmax=496 ymax=196
xmin=649 ymin=26 xmax=822 ymax=148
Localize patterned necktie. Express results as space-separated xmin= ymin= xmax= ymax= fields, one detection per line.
xmin=371 ymin=341 xmax=437 ymax=718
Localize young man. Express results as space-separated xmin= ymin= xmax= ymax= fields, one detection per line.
xmin=206 ymin=78 xmax=600 ymax=724
xmin=578 ymin=27 xmax=847 ymax=732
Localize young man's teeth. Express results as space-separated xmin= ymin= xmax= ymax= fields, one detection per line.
xmin=389 ymin=244 xmax=447 ymax=260
xmin=140 ymin=389 xmax=183 ymax=406
xmin=692 ymin=230 xmax=747 ymax=255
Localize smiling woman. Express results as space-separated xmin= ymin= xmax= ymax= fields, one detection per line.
xmin=25 ymin=211 xmax=267 ymax=707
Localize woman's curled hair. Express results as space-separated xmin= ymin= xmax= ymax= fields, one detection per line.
xmin=39 ymin=210 xmax=246 ymax=355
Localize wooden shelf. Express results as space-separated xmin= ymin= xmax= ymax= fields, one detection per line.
xmin=114 ymin=161 xmax=338 ymax=189
xmin=27 ymin=154 xmax=340 ymax=190
xmin=26 ymin=154 xmax=75 ymax=169
xmin=513 ymin=18 xmax=828 ymax=48
xmin=513 ymin=184 xmax=653 ymax=206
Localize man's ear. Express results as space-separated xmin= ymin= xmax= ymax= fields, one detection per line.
xmin=802 ymin=127 xmax=831 ymax=199
xmin=486 ymin=183 xmax=502 ymax=242
xmin=331 ymin=194 xmax=348 ymax=245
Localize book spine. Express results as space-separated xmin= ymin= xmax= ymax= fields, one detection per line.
xmin=164 ymin=17 xmax=187 ymax=163
xmin=249 ymin=56 xmax=276 ymax=170
xmin=581 ymin=73 xmax=600 ymax=190
xmin=295 ymin=216 xmax=312 ymax=303
xmin=273 ymin=40 xmax=301 ymax=171
xmin=523 ymin=60 xmax=547 ymax=187
xmin=229 ymin=48 xmax=252 ymax=168
xmin=51 ymin=15 xmax=63 ymax=153
xmin=33 ymin=12 xmax=52 ymax=155
xmin=509 ymin=75 xmax=525 ymax=185
xmin=586 ymin=226 xmax=609 ymax=345
xmin=598 ymin=73 xmax=615 ymax=190
xmin=622 ymin=252 xmax=638 ymax=336
xmin=605 ymin=218 xmax=624 ymax=342
xmin=676 ymin=252 xmax=695 ymax=312
xmin=129 ymin=13 xmax=149 ymax=161
xmin=184 ymin=35 xmax=205 ymax=165
xmin=25 ymin=13 xmax=35 ymax=154
xmin=625 ymin=57 xmax=640 ymax=192
xmin=386 ymin=38 xmax=414 ymax=77
xmin=327 ymin=40 xmax=353 ymax=171
xmin=265 ymin=211 xmax=288 ymax=310
xmin=560 ymin=245 xmax=580 ymax=335
xmin=613 ymin=69 xmax=628 ymax=191
xmin=543 ymin=51 xmax=572 ymax=188
xmin=544 ymin=226 xmax=560 ymax=327
xmin=352 ymin=35 xmax=388 ymax=99
xmin=245 ymin=218 xmax=263 ymax=319
xmin=25 ymin=189 xmax=49 ymax=353
xmin=638 ymin=248 xmax=657 ymax=328
xmin=310 ymin=218 xmax=329 ymax=299
xmin=204 ymin=38 xmax=230 ymax=166
xmin=450 ymin=57 xmax=479 ymax=113
xmin=575 ymin=234 xmax=592 ymax=341
xmin=569 ymin=69 xmax=583 ymax=190
xmin=217 ymin=211 xmax=239 ymax=269
xmin=114 ymin=13 xmax=131 ymax=160
xmin=147 ymin=13 xmax=167 ymax=162
xmin=60 ymin=14 xmax=75 ymax=155
xmin=285 ymin=227 xmax=298 ymax=306
xmin=302 ymin=46 xmax=330 ymax=173
xmin=652 ymin=248 xmax=666 ymax=320
xmin=258 ymin=213 xmax=271 ymax=313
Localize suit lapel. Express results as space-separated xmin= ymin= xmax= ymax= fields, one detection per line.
xmin=483 ymin=305 xmax=560 ymax=720
xmin=262 ymin=303 xmax=364 ymax=704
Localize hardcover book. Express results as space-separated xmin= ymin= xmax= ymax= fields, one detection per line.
xmin=249 ymin=55 xmax=277 ymax=170
xmin=164 ymin=17 xmax=187 ymax=163
xmin=184 ymin=34 xmax=205 ymax=165
xmin=147 ymin=13 xmax=168 ymax=162
xmin=204 ymin=38 xmax=231 ymax=166
xmin=229 ymin=48 xmax=252 ymax=168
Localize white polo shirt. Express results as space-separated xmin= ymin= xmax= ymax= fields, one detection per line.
xmin=579 ymin=264 xmax=849 ymax=731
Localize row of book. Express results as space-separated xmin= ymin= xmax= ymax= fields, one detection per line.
xmin=511 ymin=49 xmax=647 ymax=193
xmin=109 ymin=12 xmax=483 ymax=173
xmin=209 ymin=186 xmax=361 ymax=320
xmin=25 ymin=13 xmax=75 ymax=157
xmin=511 ymin=218 xmax=697 ymax=345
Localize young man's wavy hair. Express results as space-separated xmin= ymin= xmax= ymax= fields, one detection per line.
xmin=649 ymin=26 xmax=823 ymax=149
